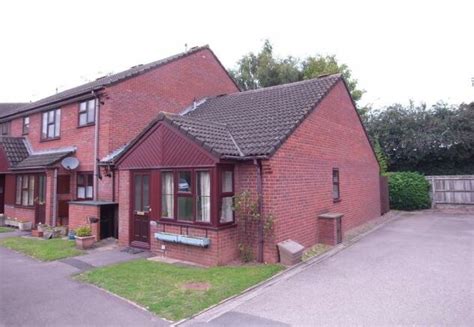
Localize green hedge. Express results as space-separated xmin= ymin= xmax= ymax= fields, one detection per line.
xmin=386 ymin=172 xmax=431 ymax=210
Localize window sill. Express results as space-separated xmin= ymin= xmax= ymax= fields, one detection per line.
xmin=155 ymin=219 xmax=237 ymax=231
xmin=13 ymin=204 xmax=35 ymax=209
xmin=77 ymin=123 xmax=95 ymax=129
xmin=40 ymin=137 xmax=61 ymax=143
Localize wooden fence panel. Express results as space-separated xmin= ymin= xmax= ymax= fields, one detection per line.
xmin=426 ymin=175 xmax=474 ymax=206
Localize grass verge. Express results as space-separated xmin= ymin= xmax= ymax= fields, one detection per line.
xmin=302 ymin=243 xmax=332 ymax=261
xmin=0 ymin=237 xmax=83 ymax=261
xmin=76 ymin=259 xmax=283 ymax=321
xmin=0 ymin=227 xmax=15 ymax=233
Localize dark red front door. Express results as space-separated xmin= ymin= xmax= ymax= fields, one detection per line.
xmin=34 ymin=175 xmax=46 ymax=225
xmin=0 ymin=175 xmax=4 ymax=214
xmin=131 ymin=172 xmax=151 ymax=248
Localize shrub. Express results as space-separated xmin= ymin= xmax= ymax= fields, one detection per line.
xmin=75 ymin=226 xmax=92 ymax=237
xmin=386 ymin=172 xmax=431 ymax=210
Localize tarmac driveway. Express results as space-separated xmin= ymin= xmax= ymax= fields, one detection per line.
xmin=188 ymin=211 xmax=474 ymax=326
xmin=0 ymin=244 xmax=167 ymax=327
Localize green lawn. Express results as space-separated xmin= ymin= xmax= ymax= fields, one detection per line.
xmin=0 ymin=237 xmax=83 ymax=261
xmin=0 ymin=226 xmax=14 ymax=233
xmin=77 ymin=259 xmax=283 ymax=321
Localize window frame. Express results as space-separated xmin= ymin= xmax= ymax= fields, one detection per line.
xmin=78 ymin=99 xmax=96 ymax=127
xmin=332 ymin=168 xmax=341 ymax=202
xmin=158 ymin=168 xmax=213 ymax=226
xmin=15 ymin=175 xmax=35 ymax=207
xmin=22 ymin=116 xmax=30 ymax=135
xmin=41 ymin=108 xmax=61 ymax=141
xmin=76 ymin=172 xmax=94 ymax=200
xmin=0 ymin=121 xmax=10 ymax=136
xmin=219 ymin=167 xmax=235 ymax=225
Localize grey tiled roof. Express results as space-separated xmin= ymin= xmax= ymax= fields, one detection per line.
xmin=0 ymin=46 xmax=212 ymax=119
xmin=110 ymin=74 xmax=343 ymax=163
xmin=12 ymin=150 xmax=73 ymax=170
xmin=182 ymin=74 xmax=342 ymax=158
xmin=0 ymin=103 xmax=29 ymax=118
xmin=0 ymin=137 xmax=29 ymax=166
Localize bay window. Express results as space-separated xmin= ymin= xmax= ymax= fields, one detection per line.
xmin=15 ymin=175 xmax=35 ymax=206
xmin=220 ymin=169 xmax=234 ymax=223
xmin=77 ymin=173 xmax=93 ymax=200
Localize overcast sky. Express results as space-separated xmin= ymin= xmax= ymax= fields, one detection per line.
xmin=1 ymin=0 xmax=473 ymax=108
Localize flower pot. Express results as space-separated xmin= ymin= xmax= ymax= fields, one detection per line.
xmin=31 ymin=229 xmax=44 ymax=238
xmin=75 ymin=236 xmax=95 ymax=250
xmin=19 ymin=221 xmax=33 ymax=231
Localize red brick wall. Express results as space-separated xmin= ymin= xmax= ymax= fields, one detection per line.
xmin=69 ymin=203 xmax=100 ymax=241
xmin=4 ymin=206 xmax=35 ymax=224
xmin=263 ymin=80 xmax=381 ymax=262
xmin=150 ymin=224 xmax=239 ymax=266
xmin=106 ymin=48 xmax=239 ymax=152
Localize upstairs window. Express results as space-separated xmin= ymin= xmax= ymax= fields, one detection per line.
xmin=78 ymin=99 xmax=96 ymax=126
xmin=22 ymin=117 xmax=30 ymax=135
xmin=77 ymin=173 xmax=93 ymax=200
xmin=332 ymin=168 xmax=340 ymax=202
xmin=0 ymin=122 xmax=10 ymax=136
xmin=41 ymin=109 xmax=61 ymax=140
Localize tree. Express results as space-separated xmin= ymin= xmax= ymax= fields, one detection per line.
xmin=229 ymin=40 xmax=365 ymax=104
xmin=365 ymin=102 xmax=474 ymax=174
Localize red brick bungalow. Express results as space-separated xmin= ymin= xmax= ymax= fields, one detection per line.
xmin=108 ymin=74 xmax=381 ymax=266
xmin=0 ymin=46 xmax=239 ymax=238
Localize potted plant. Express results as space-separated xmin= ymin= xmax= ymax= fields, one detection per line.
xmin=75 ymin=226 xmax=95 ymax=250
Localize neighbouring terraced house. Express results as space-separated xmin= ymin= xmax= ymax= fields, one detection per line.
xmin=0 ymin=45 xmax=381 ymax=265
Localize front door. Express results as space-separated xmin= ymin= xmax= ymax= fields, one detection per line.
xmin=131 ymin=172 xmax=150 ymax=248
xmin=35 ymin=175 xmax=46 ymax=225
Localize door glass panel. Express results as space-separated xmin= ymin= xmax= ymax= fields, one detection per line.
xmin=143 ymin=175 xmax=150 ymax=211
xmin=39 ymin=176 xmax=46 ymax=203
xmin=28 ymin=176 xmax=34 ymax=206
xmin=134 ymin=175 xmax=142 ymax=211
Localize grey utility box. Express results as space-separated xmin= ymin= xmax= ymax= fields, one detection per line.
xmin=277 ymin=239 xmax=305 ymax=266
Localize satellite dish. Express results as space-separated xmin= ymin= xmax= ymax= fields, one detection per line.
xmin=61 ymin=157 xmax=79 ymax=170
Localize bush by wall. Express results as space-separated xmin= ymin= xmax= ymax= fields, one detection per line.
xmin=386 ymin=172 xmax=431 ymax=210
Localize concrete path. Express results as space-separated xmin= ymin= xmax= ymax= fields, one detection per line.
xmin=0 ymin=229 xmax=30 ymax=240
xmin=185 ymin=211 xmax=474 ymax=326
xmin=0 ymin=246 xmax=167 ymax=327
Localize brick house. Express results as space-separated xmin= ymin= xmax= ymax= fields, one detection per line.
xmin=0 ymin=46 xmax=239 ymax=239
xmin=108 ymin=74 xmax=381 ymax=266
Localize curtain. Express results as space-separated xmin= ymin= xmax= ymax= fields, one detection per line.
xmin=162 ymin=172 xmax=174 ymax=217
xmin=199 ymin=172 xmax=210 ymax=222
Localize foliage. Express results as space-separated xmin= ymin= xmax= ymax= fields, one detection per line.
xmin=233 ymin=191 xmax=274 ymax=262
xmin=302 ymin=243 xmax=332 ymax=262
xmin=386 ymin=172 xmax=431 ymax=210
xmin=76 ymin=259 xmax=283 ymax=321
xmin=365 ymin=102 xmax=474 ymax=175
xmin=374 ymin=139 xmax=389 ymax=174
xmin=75 ymin=225 xmax=92 ymax=237
xmin=229 ymin=40 xmax=365 ymax=104
xmin=0 ymin=237 xmax=83 ymax=261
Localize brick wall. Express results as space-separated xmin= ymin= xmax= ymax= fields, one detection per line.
xmin=69 ymin=203 xmax=100 ymax=241
xmin=263 ymin=80 xmax=381 ymax=263
xmin=4 ymin=205 xmax=35 ymax=224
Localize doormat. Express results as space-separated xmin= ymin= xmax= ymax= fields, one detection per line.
xmin=120 ymin=247 xmax=145 ymax=254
